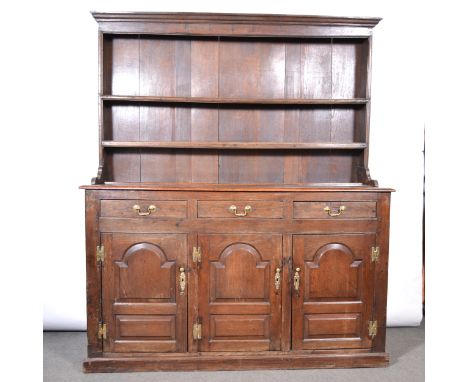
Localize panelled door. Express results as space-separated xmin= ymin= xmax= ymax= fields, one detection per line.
xmin=101 ymin=233 xmax=187 ymax=353
xmin=197 ymin=234 xmax=283 ymax=351
xmin=292 ymin=234 xmax=375 ymax=350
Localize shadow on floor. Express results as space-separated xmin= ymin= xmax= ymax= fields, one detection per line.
xmin=44 ymin=324 xmax=424 ymax=382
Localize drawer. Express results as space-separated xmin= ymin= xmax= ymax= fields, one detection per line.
xmin=198 ymin=201 xmax=284 ymax=219
xmin=101 ymin=200 xmax=187 ymax=219
xmin=293 ymin=201 xmax=376 ymax=219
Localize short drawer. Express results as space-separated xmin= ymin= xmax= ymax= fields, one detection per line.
xmin=101 ymin=200 xmax=187 ymax=219
xmin=198 ymin=201 xmax=284 ymax=219
xmin=293 ymin=201 xmax=376 ymax=219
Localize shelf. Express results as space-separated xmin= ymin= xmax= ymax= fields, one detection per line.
xmin=102 ymin=141 xmax=367 ymax=150
xmin=101 ymin=95 xmax=369 ymax=106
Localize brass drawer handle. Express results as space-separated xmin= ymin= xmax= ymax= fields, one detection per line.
xmin=133 ymin=204 xmax=156 ymax=216
xmin=324 ymin=205 xmax=346 ymax=217
xmin=179 ymin=267 xmax=186 ymax=295
xmin=274 ymin=268 xmax=281 ymax=292
xmin=229 ymin=205 xmax=252 ymax=217
xmin=293 ymin=268 xmax=301 ymax=293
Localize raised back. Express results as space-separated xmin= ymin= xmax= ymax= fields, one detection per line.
xmin=92 ymin=12 xmax=381 ymax=186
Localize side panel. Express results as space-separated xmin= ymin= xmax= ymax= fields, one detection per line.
xmin=373 ymin=193 xmax=391 ymax=351
xmin=85 ymin=191 xmax=102 ymax=355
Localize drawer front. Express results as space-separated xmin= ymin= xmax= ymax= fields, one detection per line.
xmin=293 ymin=201 xmax=376 ymax=219
xmin=101 ymin=200 xmax=187 ymax=219
xmin=198 ymin=201 xmax=284 ymax=219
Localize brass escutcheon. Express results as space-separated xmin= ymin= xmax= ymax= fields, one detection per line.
xmin=274 ymin=267 xmax=281 ymax=291
xmin=294 ymin=268 xmax=301 ymax=292
xmin=179 ymin=267 xmax=186 ymax=295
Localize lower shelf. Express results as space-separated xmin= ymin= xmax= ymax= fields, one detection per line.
xmin=83 ymin=351 xmax=389 ymax=373
xmin=101 ymin=141 xmax=368 ymax=150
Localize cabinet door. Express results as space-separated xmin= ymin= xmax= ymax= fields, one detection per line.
xmin=292 ymin=234 xmax=375 ymax=350
xmin=101 ymin=233 xmax=187 ymax=353
xmin=198 ymin=234 xmax=282 ymax=351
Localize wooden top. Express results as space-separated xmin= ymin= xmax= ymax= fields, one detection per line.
xmin=80 ymin=183 xmax=394 ymax=192
xmin=92 ymin=12 xmax=381 ymax=37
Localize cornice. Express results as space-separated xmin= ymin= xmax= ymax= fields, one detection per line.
xmin=91 ymin=12 xmax=381 ymax=28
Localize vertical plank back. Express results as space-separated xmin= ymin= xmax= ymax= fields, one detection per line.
xmin=102 ymin=35 xmax=371 ymax=184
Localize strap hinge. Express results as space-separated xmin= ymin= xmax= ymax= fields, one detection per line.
xmin=192 ymin=247 xmax=201 ymax=263
xmin=96 ymin=245 xmax=105 ymax=263
xmin=368 ymin=320 xmax=378 ymax=339
xmin=98 ymin=322 xmax=107 ymax=340
xmin=193 ymin=322 xmax=202 ymax=340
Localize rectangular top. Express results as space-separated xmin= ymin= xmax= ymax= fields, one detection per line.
xmin=92 ymin=11 xmax=381 ymax=37
xmin=80 ymin=183 xmax=394 ymax=192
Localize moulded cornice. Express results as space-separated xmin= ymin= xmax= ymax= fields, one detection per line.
xmin=91 ymin=11 xmax=381 ymax=28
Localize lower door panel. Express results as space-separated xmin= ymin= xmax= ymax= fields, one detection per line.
xmin=198 ymin=234 xmax=283 ymax=351
xmin=101 ymin=233 xmax=187 ymax=353
xmin=292 ymin=234 xmax=375 ymax=350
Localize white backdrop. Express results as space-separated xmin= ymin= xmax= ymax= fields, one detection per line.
xmin=37 ymin=0 xmax=423 ymax=330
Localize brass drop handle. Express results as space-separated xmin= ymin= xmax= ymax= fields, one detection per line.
xmin=293 ymin=268 xmax=301 ymax=293
xmin=274 ymin=268 xmax=281 ymax=292
xmin=229 ymin=205 xmax=252 ymax=217
xmin=179 ymin=267 xmax=186 ymax=295
xmin=133 ymin=204 xmax=156 ymax=216
xmin=324 ymin=205 xmax=346 ymax=217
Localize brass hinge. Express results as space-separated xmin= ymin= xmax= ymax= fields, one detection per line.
xmin=96 ymin=245 xmax=105 ymax=263
xmin=98 ymin=323 xmax=107 ymax=340
xmin=371 ymin=246 xmax=380 ymax=262
xmin=192 ymin=247 xmax=201 ymax=263
xmin=368 ymin=320 xmax=378 ymax=339
xmin=193 ymin=322 xmax=202 ymax=340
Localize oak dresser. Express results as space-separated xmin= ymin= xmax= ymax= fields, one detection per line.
xmin=81 ymin=12 xmax=393 ymax=372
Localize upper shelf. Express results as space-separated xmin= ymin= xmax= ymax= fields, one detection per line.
xmin=102 ymin=141 xmax=367 ymax=150
xmin=101 ymin=95 xmax=369 ymax=106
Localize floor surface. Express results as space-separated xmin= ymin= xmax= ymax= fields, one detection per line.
xmin=44 ymin=324 xmax=424 ymax=382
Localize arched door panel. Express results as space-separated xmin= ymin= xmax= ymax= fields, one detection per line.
xmin=101 ymin=233 xmax=187 ymax=353
xmin=198 ymin=234 xmax=282 ymax=352
xmin=292 ymin=234 xmax=375 ymax=350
